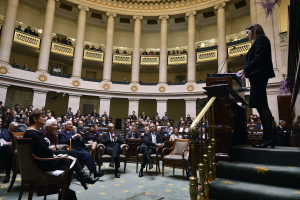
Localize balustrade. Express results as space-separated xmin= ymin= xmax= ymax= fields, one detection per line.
xmin=140 ymin=55 xmax=160 ymax=65
xmin=51 ymin=42 xmax=74 ymax=57
xmin=279 ymin=32 xmax=288 ymax=44
xmin=83 ymin=49 xmax=104 ymax=62
xmin=13 ymin=30 xmax=40 ymax=49
xmin=168 ymin=54 xmax=187 ymax=65
xmin=196 ymin=50 xmax=218 ymax=62
xmin=228 ymin=42 xmax=251 ymax=57
xmin=112 ymin=53 xmax=132 ymax=65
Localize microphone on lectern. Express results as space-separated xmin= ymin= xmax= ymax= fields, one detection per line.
xmin=224 ymin=54 xmax=243 ymax=74
xmin=218 ymin=46 xmax=236 ymax=74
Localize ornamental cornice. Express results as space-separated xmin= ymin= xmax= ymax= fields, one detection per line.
xmin=78 ymin=5 xmax=89 ymax=12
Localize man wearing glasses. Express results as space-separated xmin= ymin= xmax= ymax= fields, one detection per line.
xmin=139 ymin=123 xmax=164 ymax=177
xmin=101 ymin=123 xmax=124 ymax=178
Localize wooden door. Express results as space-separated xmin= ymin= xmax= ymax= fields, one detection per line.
xmin=277 ymin=95 xmax=294 ymax=129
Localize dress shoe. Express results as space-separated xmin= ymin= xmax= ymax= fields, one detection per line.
xmin=149 ymin=163 xmax=153 ymax=170
xmin=252 ymin=138 xmax=276 ymax=148
xmin=139 ymin=170 xmax=143 ymax=177
xmin=3 ymin=175 xmax=10 ymax=183
xmin=115 ymin=170 xmax=120 ymax=178
xmin=94 ymin=171 xmax=106 ymax=179
xmin=78 ymin=170 xmax=99 ymax=190
xmin=109 ymin=162 xmax=114 ymax=168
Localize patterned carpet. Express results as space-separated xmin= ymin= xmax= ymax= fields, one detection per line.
xmin=0 ymin=163 xmax=190 ymax=200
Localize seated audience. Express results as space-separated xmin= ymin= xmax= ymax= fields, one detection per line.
xmin=28 ymin=105 xmax=34 ymax=113
xmin=248 ymin=114 xmax=257 ymax=122
xmin=140 ymin=122 xmax=146 ymax=131
xmin=15 ymin=25 xmax=22 ymax=31
xmin=162 ymin=112 xmax=169 ymax=120
xmin=15 ymin=104 xmax=21 ymax=114
xmin=276 ymin=120 xmax=290 ymax=147
xmin=101 ymin=123 xmax=124 ymax=178
xmin=179 ymin=121 xmax=189 ymax=133
xmin=253 ymin=115 xmax=259 ymax=121
xmin=90 ymin=45 xmax=96 ymax=50
xmin=172 ymin=50 xmax=175 ymax=54
xmin=58 ymin=38 xmax=62 ymax=43
xmin=99 ymin=117 xmax=107 ymax=126
xmin=77 ymin=121 xmax=86 ymax=136
xmin=66 ymin=107 xmax=73 ymax=118
xmin=167 ymin=126 xmax=174 ymax=136
xmin=24 ymin=26 xmax=32 ymax=34
xmin=59 ymin=122 xmax=66 ymax=132
xmin=156 ymin=126 xmax=162 ymax=136
xmin=85 ymin=44 xmax=90 ymax=49
xmin=142 ymin=50 xmax=148 ymax=55
xmin=0 ymin=118 xmax=13 ymax=183
xmin=116 ymin=49 xmax=120 ymax=53
xmin=139 ymin=123 xmax=164 ymax=177
xmin=17 ymin=110 xmax=27 ymax=118
xmin=80 ymin=115 xmax=86 ymax=123
xmin=97 ymin=46 xmax=103 ymax=51
xmin=59 ymin=121 xmax=104 ymax=178
xmin=11 ymin=60 xmax=20 ymax=68
xmin=123 ymin=50 xmax=127 ymax=54
xmin=187 ymin=114 xmax=191 ymax=121
xmin=178 ymin=117 xmax=184 ymax=125
xmin=6 ymin=111 xmax=19 ymax=128
xmin=9 ymin=121 xmax=18 ymax=132
xmin=102 ymin=111 xmax=108 ymax=118
xmin=124 ymin=78 xmax=128 ymax=82
xmin=22 ymin=64 xmax=30 ymax=71
xmin=183 ymin=49 xmax=187 ymax=53
xmin=164 ymin=122 xmax=171 ymax=133
xmin=33 ymin=29 xmax=39 ymax=37
xmin=169 ymin=128 xmax=182 ymax=141
xmin=65 ymin=38 xmax=72 ymax=46
xmin=126 ymin=126 xmax=140 ymax=139
xmin=16 ymin=117 xmax=29 ymax=132
xmin=256 ymin=120 xmax=263 ymax=130
xmin=176 ymin=50 xmax=179 ymax=54
xmin=146 ymin=117 xmax=151 ymax=124
xmin=85 ymin=113 xmax=91 ymax=120
xmin=129 ymin=111 xmax=137 ymax=120
xmin=92 ymin=109 xmax=98 ymax=118
xmin=148 ymin=51 xmax=154 ymax=55
xmin=4 ymin=108 xmax=11 ymax=118
xmin=141 ymin=112 xmax=147 ymax=120
xmin=41 ymin=118 xmax=58 ymax=144
xmin=52 ymin=36 xmax=58 ymax=42
xmin=24 ymin=112 xmax=99 ymax=192
xmin=84 ymin=125 xmax=99 ymax=162
xmin=75 ymin=109 xmax=81 ymax=118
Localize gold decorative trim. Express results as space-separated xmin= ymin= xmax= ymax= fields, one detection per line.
xmin=103 ymin=83 xmax=110 ymax=90
xmin=37 ymin=74 xmax=48 ymax=82
xmin=131 ymin=85 xmax=138 ymax=92
xmin=254 ymin=167 xmax=269 ymax=176
xmin=187 ymin=84 xmax=194 ymax=91
xmin=159 ymin=86 xmax=166 ymax=92
xmin=72 ymin=79 xmax=80 ymax=87
xmin=222 ymin=181 xmax=234 ymax=184
xmin=0 ymin=65 xmax=9 ymax=74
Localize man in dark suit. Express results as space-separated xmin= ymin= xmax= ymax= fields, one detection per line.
xmin=276 ymin=120 xmax=290 ymax=147
xmin=99 ymin=117 xmax=107 ymax=126
xmin=16 ymin=117 xmax=29 ymax=132
xmin=0 ymin=118 xmax=13 ymax=183
xmin=139 ymin=123 xmax=164 ymax=177
xmin=66 ymin=107 xmax=73 ymax=118
xmin=6 ymin=111 xmax=19 ymax=128
xmin=162 ymin=112 xmax=169 ymax=120
xmin=92 ymin=110 xmax=99 ymax=118
xmin=65 ymin=38 xmax=72 ymax=46
xmin=77 ymin=121 xmax=86 ymax=136
xmin=101 ymin=123 xmax=124 ymax=178
xmin=24 ymin=26 xmax=32 ymax=34
xmin=129 ymin=111 xmax=137 ymax=120
xmin=153 ymin=113 xmax=159 ymax=119
xmin=11 ymin=60 xmax=20 ymax=68
xmin=141 ymin=112 xmax=147 ymax=120
xmin=126 ymin=126 xmax=140 ymax=139
xmin=59 ymin=121 xmax=104 ymax=178
xmin=101 ymin=111 xmax=107 ymax=118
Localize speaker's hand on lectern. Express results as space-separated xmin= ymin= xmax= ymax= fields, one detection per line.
xmin=238 ymin=69 xmax=245 ymax=79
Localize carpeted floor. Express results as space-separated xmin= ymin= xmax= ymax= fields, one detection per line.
xmin=0 ymin=163 xmax=190 ymax=200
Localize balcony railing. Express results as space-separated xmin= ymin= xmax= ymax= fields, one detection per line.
xmin=140 ymin=55 xmax=160 ymax=66
xmin=83 ymin=49 xmax=104 ymax=62
xmin=13 ymin=30 xmax=40 ymax=49
xmin=168 ymin=54 xmax=187 ymax=65
xmin=228 ymin=42 xmax=251 ymax=57
xmin=112 ymin=54 xmax=132 ymax=65
xmin=51 ymin=42 xmax=74 ymax=57
xmin=196 ymin=50 xmax=218 ymax=62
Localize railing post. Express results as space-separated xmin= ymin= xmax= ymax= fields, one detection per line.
xmin=211 ymin=103 xmax=217 ymax=179
xmin=203 ymin=112 xmax=209 ymax=198
xmin=188 ymin=127 xmax=199 ymax=200
xmin=198 ymin=124 xmax=205 ymax=200
xmin=208 ymin=107 xmax=214 ymax=181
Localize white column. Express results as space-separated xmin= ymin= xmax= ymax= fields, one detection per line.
xmin=186 ymin=11 xmax=196 ymax=83
xmin=214 ymin=2 xmax=228 ymax=73
xmin=0 ymin=0 xmax=19 ymax=64
xmin=250 ymin=0 xmax=258 ymax=24
xmin=157 ymin=99 xmax=168 ymax=119
xmin=185 ymin=98 xmax=197 ymax=119
xmin=32 ymin=89 xmax=48 ymax=110
xmin=67 ymin=93 xmax=81 ymax=114
xmin=72 ymin=5 xmax=89 ymax=78
xmin=103 ymin=12 xmax=117 ymax=82
xmin=159 ymin=15 xmax=169 ymax=84
xmin=37 ymin=0 xmax=58 ymax=73
xmin=0 ymin=83 xmax=10 ymax=106
xmin=131 ymin=15 xmax=143 ymax=84
xmin=99 ymin=97 xmax=111 ymax=116
xmin=128 ymin=98 xmax=140 ymax=116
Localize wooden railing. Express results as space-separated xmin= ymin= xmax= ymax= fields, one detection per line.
xmin=112 ymin=54 xmax=132 ymax=65
xmin=196 ymin=50 xmax=217 ymax=62
xmin=140 ymin=55 xmax=160 ymax=65
xmin=83 ymin=49 xmax=104 ymax=62
xmin=51 ymin=42 xmax=74 ymax=57
xmin=13 ymin=30 xmax=40 ymax=49
xmin=188 ymin=97 xmax=216 ymax=200
xmin=168 ymin=54 xmax=187 ymax=65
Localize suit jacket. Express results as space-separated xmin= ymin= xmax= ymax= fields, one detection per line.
xmin=0 ymin=128 xmax=12 ymax=144
xmin=77 ymin=126 xmax=86 ymax=135
xmin=101 ymin=132 xmax=124 ymax=148
xmin=6 ymin=116 xmax=20 ymax=128
xmin=142 ymin=131 xmax=164 ymax=148
xmin=101 ymin=114 xmax=107 ymax=118
xmin=130 ymin=115 xmax=137 ymax=120
xmin=16 ymin=124 xmax=28 ymax=132
xmin=276 ymin=126 xmax=290 ymax=137
xmin=65 ymin=111 xmax=73 ymax=118
xmin=162 ymin=116 xmax=169 ymax=120
xmin=244 ymin=35 xmax=275 ymax=79
xmin=84 ymin=131 xmax=99 ymax=143
xmin=126 ymin=131 xmax=140 ymax=139
xmin=11 ymin=64 xmax=20 ymax=68
xmin=99 ymin=121 xmax=107 ymax=126
xmin=92 ymin=113 xmax=99 ymax=117
xmin=59 ymin=130 xmax=85 ymax=149
xmin=24 ymin=28 xmax=32 ymax=35
xmin=141 ymin=115 xmax=147 ymax=120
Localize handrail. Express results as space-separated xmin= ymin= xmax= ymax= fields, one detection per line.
xmin=188 ymin=96 xmax=217 ymax=200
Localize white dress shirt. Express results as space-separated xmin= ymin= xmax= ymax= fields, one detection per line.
xmin=151 ymin=132 xmax=156 ymax=144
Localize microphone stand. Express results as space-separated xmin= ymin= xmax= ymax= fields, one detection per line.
xmin=218 ymin=47 xmax=236 ymax=73
xmin=223 ymin=54 xmax=243 ymax=74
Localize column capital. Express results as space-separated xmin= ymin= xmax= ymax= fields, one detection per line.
xmin=78 ymin=5 xmax=89 ymax=12
xmin=156 ymin=99 xmax=168 ymax=102
xmin=100 ymin=97 xmax=112 ymax=100
xmin=185 ymin=98 xmax=198 ymax=101
xmin=133 ymin=15 xmax=143 ymax=21
xmin=0 ymin=82 xmax=10 ymax=88
xmin=33 ymin=88 xmax=49 ymax=94
xmin=214 ymin=1 xmax=227 ymax=10
xmin=185 ymin=11 xmax=196 ymax=17
xmin=68 ymin=93 xmax=82 ymax=98
xmin=159 ymin=15 xmax=169 ymax=20
xmin=128 ymin=98 xmax=140 ymax=102
xmin=106 ymin=12 xmax=117 ymax=18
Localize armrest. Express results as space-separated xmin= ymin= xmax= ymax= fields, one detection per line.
xmin=120 ymin=144 xmax=128 ymax=156
xmin=85 ymin=143 xmax=92 ymax=151
xmin=56 ymin=144 xmax=69 ymax=151
xmin=162 ymin=147 xmax=173 ymax=158
xmin=182 ymin=149 xmax=189 ymax=160
xmin=98 ymin=144 xmax=105 ymax=155
xmin=137 ymin=146 xmax=141 ymax=157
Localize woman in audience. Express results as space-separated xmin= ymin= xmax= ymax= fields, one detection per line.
xmin=73 ymin=126 xmax=77 ymax=132
xmin=52 ymin=36 xmax=57 ymax=42
xmin=4 ymin=108 xmax=11 ymax=117
xmin=41 ymin=107 xmax=45 ymax=112
xmin=18 ymin=110 xmax=27 ymax=118
xmin=187 ymin=114 xmax=191 ymax=121
xmin=80 ymin=115 xmax=85 ymax=123
xmin=59 ymin=122 xmax=66 ymax=132
xmin=24 ymin=108 xmax=29 ymax=116
xmin=85 ymin=44 xmax=90 ymax=49
xmin=84 ymin=125 xmax=99 ymax=162
xmin=23 ymin=111 xmax=99 ymax=192
xmin=76 ymin=109 xmax=81 ymax=118
xmin=178 ymin=117 xmax=184 ymax=125
xmin=169 ymin=128 xmax=182 ymax=141
xmin=41 ymin=118 xmax=57 ymax=144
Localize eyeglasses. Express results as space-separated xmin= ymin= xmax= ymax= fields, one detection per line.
xmin=149 ymin=126 xmax=155 ymax=127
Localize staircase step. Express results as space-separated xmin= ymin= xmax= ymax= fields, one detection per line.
xmin=216 ymin=161 xmax=300 ymax=188
xmin=209 ymin=178 xmax=300 ymax=200
xmin=231 ymin=145 xmax=300 ymax=166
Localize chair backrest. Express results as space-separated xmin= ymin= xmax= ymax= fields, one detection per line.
xmin=170 ymin=139 xmax=189 ymax=156
xmin=16 ymin=138 xmax=48 ymax=181
xmin=9 ymin=132 xmax=25 ymax=172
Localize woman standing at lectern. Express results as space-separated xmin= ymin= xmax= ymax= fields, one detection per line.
xmin=238 ymin=23 xmax=276 ymax=148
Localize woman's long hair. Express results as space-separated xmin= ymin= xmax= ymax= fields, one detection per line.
xmin=246 ymin=23 xmax=266 ymax=40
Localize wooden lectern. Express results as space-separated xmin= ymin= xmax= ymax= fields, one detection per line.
xmin=204 ymin=73 xmax=248 ymax=162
